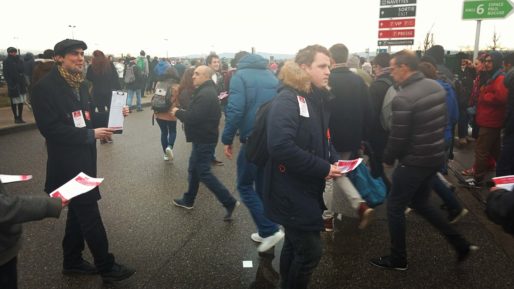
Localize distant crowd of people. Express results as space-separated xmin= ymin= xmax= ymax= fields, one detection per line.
xmin=1 ymin=38 xmax=514 ymax=289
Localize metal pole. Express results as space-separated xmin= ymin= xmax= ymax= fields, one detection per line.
xmin=473 ymin=20 xmax=481 ymax=60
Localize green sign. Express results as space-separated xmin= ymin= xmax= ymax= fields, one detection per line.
xmin=463 ymin=0 xmax=513 ymax=19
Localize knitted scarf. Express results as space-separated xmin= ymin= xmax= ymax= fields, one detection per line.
xmin=57 ymin=65 xmax=84 ymax=89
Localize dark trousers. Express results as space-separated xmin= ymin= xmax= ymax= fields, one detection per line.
xmin=63 ymin=201 xmax=114 ymax=272
xmin=388 ymin=165 xmax=469 ymax=263
xmin=457 ymin=108 xmax=469 ymax=138
xmin=280 ymin=227 xmax=322 ymax=289
xmin=183 ymin=143 xmax=235 ymax=207
xmin=10 ymin=102 xmax=23 ymax=121
xmin=496 ymin=132 xmax=514 ymax=176
xmin=0 ymin=257 xmax=17 ymax=289
xmin=474 ymin=127 xmax=501 ymax=178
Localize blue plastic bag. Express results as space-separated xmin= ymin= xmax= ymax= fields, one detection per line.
xmin=347 ymin=163 xmax=387 ymax=208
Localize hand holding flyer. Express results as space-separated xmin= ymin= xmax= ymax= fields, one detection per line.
xmin=49 ymin=172 xmax=104 ymax=202
xmin=0 ymin=174 xmax=33 ymax=183
xmin=337 ymin=158 xmax=363 ymax=174
xmin=492 ymin=175 xmax=514 ymax=191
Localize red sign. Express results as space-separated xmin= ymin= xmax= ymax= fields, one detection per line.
xmin=379 ymin=18 xmax=415 ymax=29
xmin=378 ymin=29 xmax=415 ymax=39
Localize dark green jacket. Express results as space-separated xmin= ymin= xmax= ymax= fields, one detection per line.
xmin=0 ymin=182 xmax=61 ymax=265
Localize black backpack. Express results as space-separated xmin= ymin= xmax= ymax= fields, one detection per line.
xmin=245 ymin=100 xmax=273 ymax=167
xmin=151 ymin=81 xmax=173 ymax=113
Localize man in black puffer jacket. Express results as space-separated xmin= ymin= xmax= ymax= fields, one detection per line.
xmin=371 ymin=50 xmax=477 ymax=271
xmin=172 ymin=65 xmax=239 ymax=220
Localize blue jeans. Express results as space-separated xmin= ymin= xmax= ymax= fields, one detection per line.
xmin=280 ymin=227 xmax=322 ymax=289
xmin=388 ymin=165 xmax=468 ymax=264
xmin=156 ymin=119 xmax=177 ymax=152
xmin=182 ymin=143 xmax=235 ymax=207
xmin=237 ymin=145 xmax=279 ymax=237
xmin=127 ymin=89 xmax=142 ymax=110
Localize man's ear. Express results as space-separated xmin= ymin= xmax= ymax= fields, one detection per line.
xmin=300 ymin=63 xmax=308 ymax=71
xmin=55 ymin=55 xmax=64 ymax=64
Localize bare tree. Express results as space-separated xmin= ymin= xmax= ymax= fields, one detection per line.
xmin=423 ymin=32 xmax=434 ymax=53
xmin=423 ymin=23 xmax=435 ymax=53
xmin=488 ymin=29 xmax=501 ymax=51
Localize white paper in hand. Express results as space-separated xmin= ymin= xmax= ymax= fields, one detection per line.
xmin=108 ymin=91 xmax=128 ymax=131
xmin=492 ymin=175 xmax=514 ymax=191
xmin=0 ymin=174 xmax=33 ymax=183
xmin=49 ymin=172 xmax=103 ymax=201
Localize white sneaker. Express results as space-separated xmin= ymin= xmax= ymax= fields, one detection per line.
xmin=165 ymin=147 xmax=173 ymax=161
xmin=163 ymin=155 xmax=169 ymax=161
xmin=251 ymin=233 xmax=264 ymax=243
xmin=257 ymin=230 xmax=285 ymax=252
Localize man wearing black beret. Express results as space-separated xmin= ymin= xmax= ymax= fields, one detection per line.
xmin=31 ymin=39 xmax=134 ymax=283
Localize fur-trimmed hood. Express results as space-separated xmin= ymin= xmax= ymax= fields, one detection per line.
xmin=278 ymin=61 xmax=311 ymax=94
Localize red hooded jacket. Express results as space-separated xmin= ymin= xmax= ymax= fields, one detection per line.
xmin=476 ymin=72 xmax=508 ymax=128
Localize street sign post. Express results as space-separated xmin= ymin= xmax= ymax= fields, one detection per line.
xmin=380 ymin=0 xmax=417 ymax=5
xmin=378 ymin=39 xmax=414 ymax=46
xmin=379 ymin=5 xmax=416 ymax=18
xmin=462 ymin=0 xmax=514 ymax=61
xmin=378 ymin=29 xmax=415 ymax=38
xmin=463 ymin=0 xmax=513 ymax=20
xmin=379 ymin=18 xmax=416 ymax=28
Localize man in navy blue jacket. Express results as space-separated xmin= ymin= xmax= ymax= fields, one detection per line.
xmin=222 ymin=53 xmax=284 ymax=252
xmin=263 ymin=45 xmax=341 ymax=289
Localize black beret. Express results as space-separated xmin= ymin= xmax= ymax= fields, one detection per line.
xmin=54 ymin=39 xmax=87 ymax=56
xmin=7 ymin=47 xmax=17 ymax=53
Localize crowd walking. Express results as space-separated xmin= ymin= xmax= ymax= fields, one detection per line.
xmin=2 ymin=36 xmax=514 ymax=289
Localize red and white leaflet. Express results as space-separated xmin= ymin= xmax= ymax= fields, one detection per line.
xmin=0 ymin=174 xmax=33 ymax=183
xmin=49 ymin=172 xmax=103 ymax=201
xmin=218 ymin=91 xmax=229 ymax=100
xmin=337 ymin=158 xmax=363 ymax=174
xmin=492 ymin=175 xmax=514 ymax=191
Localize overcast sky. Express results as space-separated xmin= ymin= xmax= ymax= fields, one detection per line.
xmin=1 ymin=0 xmax=513 ymax=57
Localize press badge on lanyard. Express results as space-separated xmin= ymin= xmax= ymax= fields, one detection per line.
xmin=297 ymin=95 xmax=309 ymax=117
xmin=72 ymin=110 xmax=86 ymax=128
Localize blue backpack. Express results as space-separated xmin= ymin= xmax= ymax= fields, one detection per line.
xmin=347 ymin=163 xmax=387 ymax=207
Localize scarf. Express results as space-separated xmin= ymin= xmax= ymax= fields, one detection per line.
xmin=57 ymin=64 xmax=84 ymax=90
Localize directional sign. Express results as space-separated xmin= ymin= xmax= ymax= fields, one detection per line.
xmin=380 ymin=0 xmax=417 ymax=6
xmin=379 ymin=18 xmax=416 ymax=28
xmin=378 ymin=39 xmax=414 ymax=46
xmin=463 ymin=0 xmax=514 ymax=19
xmin=378 ymin=29 xmax=415 ymax=39
xmin=380 ymin=5 xmax=416 ymax=18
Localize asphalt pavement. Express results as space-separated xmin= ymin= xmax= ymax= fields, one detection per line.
xmin=0 ymin=106 xmax=513 ymax=289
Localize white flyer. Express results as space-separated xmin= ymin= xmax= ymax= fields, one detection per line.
xmin=49 ymin=172 xmax=104 ymax=201
xmin=108 ymin=91 xmax=127 ymax=132
xmin=337 ymin=158 xmax=363 ymax=174
xmin=492 ymin=175 xmax=514 ymax=191
xmin=0 ymin=174 xmax=33 ymax=183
